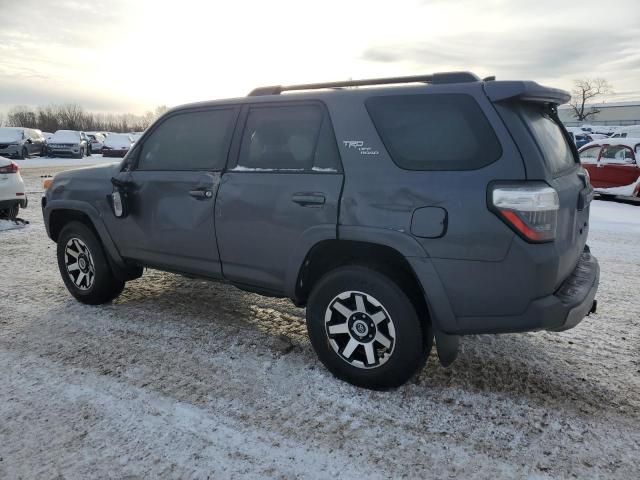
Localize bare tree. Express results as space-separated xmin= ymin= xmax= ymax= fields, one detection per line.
xmin=6 ymin=106 xmax=37 ymax=127
xmin=2 ymin=104 xmax=170 ymax=133
xmin=569 ymin=78 xmax=613 ymax=122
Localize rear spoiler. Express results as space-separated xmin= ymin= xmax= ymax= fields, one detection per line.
xmin=484 ymin=81 xmax=571 ymax=105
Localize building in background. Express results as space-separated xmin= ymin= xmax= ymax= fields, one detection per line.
xmin=559 ymin=101 xmax=640 ymax=126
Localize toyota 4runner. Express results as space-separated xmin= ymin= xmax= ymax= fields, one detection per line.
xmin=42 ymin=72 xmax=599 ymax=389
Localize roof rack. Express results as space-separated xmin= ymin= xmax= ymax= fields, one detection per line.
xmin=248 ymin=71 xmax=481 ymax=96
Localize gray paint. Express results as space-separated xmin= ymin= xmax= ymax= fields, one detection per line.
xmin=43 ymin=78 xmax=599 ymax=336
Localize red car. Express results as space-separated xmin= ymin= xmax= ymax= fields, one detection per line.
xmin=578 ymin=138 xmax=640 ymax=200
xmin=101 ymin=133 xmax=134 ymax=158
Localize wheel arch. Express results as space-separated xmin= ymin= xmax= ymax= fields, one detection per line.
xmin=293 ymin=238 xmax=433 ymax=326
xmin=46 ymin=201 xmax=125 ymax=268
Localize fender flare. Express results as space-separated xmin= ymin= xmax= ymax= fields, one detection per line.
xmin=44 ymin=199 xmax=126 ymax=267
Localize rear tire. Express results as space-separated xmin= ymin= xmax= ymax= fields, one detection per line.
xmin=56 ymin=221 xmax=125 ymax=305
xmin=306 ymin=265 xmax=429 ymax=389
xmin=1 ymin=203 xmax=19 ymax=220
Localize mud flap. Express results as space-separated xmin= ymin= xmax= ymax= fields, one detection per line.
xmin=434 ymin=330 xmax=460 ymax=367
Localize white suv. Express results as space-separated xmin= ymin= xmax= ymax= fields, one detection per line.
xmin=0 ymin=156 xmax=27 ymax=219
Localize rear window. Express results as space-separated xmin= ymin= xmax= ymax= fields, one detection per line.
xmin=521 ymin=105 xmax=576 ymax=173
xmin=365 ymin=94 xmax=502 ymax=171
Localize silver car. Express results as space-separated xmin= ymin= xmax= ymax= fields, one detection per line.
xmin=46 ymin=130 xmax=91 ymax=158
xmin=0 ymin=127 xmax=46 ymax=159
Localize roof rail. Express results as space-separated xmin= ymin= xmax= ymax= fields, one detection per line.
xmin=248 ymin=71 xmax=481 ymax=96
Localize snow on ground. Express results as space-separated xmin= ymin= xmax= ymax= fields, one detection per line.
xmin=590 ymin=200 xmax=640 ymax=233
xmin=0 ymin=165 xmax=639 ymax=479
xmin=595 ymin=177 xmax=640 ymax=198
xmin=0 ymin=219 xmax=28 ymax=231
xmin=15 ymin=154 xmax=119 ymax=169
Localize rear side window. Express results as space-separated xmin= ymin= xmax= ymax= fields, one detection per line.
xmin=237 ymin=104 xmax=340 ymax=172
xmin=365 ymin=94 xmax=502 ymax=171
xmin=521 ymin=105 xmax=576 ymax=173
xmin=138 ymin=108 xmax=236 ymax=171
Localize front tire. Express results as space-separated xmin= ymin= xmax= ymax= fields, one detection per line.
xmin=306 ymin=266 xmax=429 ymax=389
xmin=19 ymin=147 xmax=28 ymax=160
xmin=56 ymin=221 xmax=125 ymax=305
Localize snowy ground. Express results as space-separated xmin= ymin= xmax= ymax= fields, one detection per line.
xmin=1 ymin=165 xmax=639 ymax=479
xmin=15 ymin=153 xmax=119 ymax=169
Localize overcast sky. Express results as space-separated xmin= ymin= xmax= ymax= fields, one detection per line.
xmin=1 ymin=0 xmax=639 ymax=115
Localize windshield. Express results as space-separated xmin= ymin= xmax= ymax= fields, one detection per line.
xmin=0 ymin=128 xmax=23 ymax=142
xmin=51 ymin=130 xmax=81 ymax=143
xmin=521 ymin=105 xmax=576 ymax=173
xmin=104 ymin=134 xmax=132 ymax=147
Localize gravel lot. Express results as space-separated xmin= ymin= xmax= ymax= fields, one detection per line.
xmin=1 ymin=164 xmax=639 ymax=479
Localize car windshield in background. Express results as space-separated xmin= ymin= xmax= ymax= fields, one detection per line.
xmin=0 ymin=128 xmax=23 ymax=142
xmin=104 ymin=134 xmax=132 ymax=148
xmin=51 ymin=131 xmax=80 ymax=143
xmin=521 ymin=105 xmax=576 ymax=173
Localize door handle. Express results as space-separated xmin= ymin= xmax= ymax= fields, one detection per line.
xmin=189 ymin=189 xmax=213 ymax=199
xmin=291 ymin=193 xmax=326 ymax=207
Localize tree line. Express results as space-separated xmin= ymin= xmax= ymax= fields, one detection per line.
xmin=1 ymin=104 xmax=169 ymax=133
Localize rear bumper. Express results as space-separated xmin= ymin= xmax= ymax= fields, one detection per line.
xmin=460 ymin=248 xmax=599 ymax=333
xmin=102 ymin=149 xmax=128 ymax=157
xmin=410 ymin=246 xmax=599 ymax=335
xmin=545 ymin=248 xmax=599 ymax=331
xmin=0 ymin=196 xmax=27 ymax=209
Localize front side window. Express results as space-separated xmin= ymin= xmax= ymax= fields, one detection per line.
xmin=579 ymin=146 xmax=601 ymax=164
xmin=600 ymin=145 xmax=635 ymax=164
xmin=365 ymin=94 xmax=502 ymax=171
xmin=237 ymin=104 xmax=340 ymax=171
xmin=138 ymin=108 xmax=236 ymax=171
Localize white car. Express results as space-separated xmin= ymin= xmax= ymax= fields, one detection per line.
xmin=86 ymin=132 xmax=106 ymax=153
xmin=0 ymin=156 xmax=27 ymax=219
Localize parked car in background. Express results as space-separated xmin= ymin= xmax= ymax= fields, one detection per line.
xmin=102 ymin=133 xmax=134 ymax=157
xmin=47 ymin=130 xmax=91 ymax=158
xmin=579 ymin=138 xmax=640 ymax=200
xmin=86 ymin=132 xmax=106 ymax=153
xmin=130 ymin=132 xmax=144 ymax=143
xmin=0 ymin=156 xmax=27 ymax=219
xmin=610 ymin=126 xmax=640 ymax=138
xmin=42 ymin=132 xmax=54 ymax=142
xmin=575 ymin=133 xmax=596 ymax=148
xmin=0 ymin=127 xmax=46 ymax=159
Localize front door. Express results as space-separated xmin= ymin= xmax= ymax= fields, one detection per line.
xmin=110 ymin=106 xmax=239 ymax=278
xmin=597 ymin=144 xmax=640 ymax=188
xmin=216 ymin=102 xmax=344 ymax=294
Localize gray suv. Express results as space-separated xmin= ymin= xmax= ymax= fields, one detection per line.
xmin=42 ymin=72 xmax=599 ymax=389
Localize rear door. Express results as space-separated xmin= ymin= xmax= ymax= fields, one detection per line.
xmin=110 ymin=107 xmax=239 ymax=278
xmin=215 ymin=102 xmax=343 ymax=294
xmin=597 ymin=144 xmax=640 ymax=188
xmin=518 ymin=103 xmax=591 ymax=283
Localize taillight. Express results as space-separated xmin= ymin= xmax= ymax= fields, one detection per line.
xmin=489 ymin=183 xmax=559 ymax=243
xmin=0 ymin=161 xmax=19 ymax=174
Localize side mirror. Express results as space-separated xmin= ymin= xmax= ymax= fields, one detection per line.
xmin=26 ymin=138 xmax=32 ymax=144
